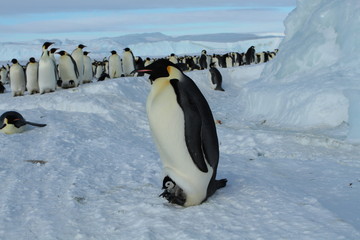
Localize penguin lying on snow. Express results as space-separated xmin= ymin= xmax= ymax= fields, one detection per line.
xmin=0 ymin=111 xmax=46 ymax=134
xmin=136 ymin=59 xmax=227 ymax=207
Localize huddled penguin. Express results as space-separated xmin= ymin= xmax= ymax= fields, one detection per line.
xmin=108 ymin=50 xmax=123 ymax=78
xmin=9 ymin=59 xmax=26 ymax=97
xmin=209 ymin=63 xmax=225 ymax=91
xmin=57 ymin=50 xmax=79 ymax=88
xmin=38 ymin=42 xmax=57 ymax=94
xmin=169 ymin=53 xmax=178 ymax=64
xmin=137 ymin=59 xmax=227 ymax=207
xmin=122 ymin=47 xmax=136 ymax=76
xmin=25 ymin=57 xmax=39 ymax=94
xmin=82 ymin=51 xmax=93 ymax=83
xmin=71 ymin=44 xmax=86 ymax=85
xmin=0 ymin=111 xmax=46 ymax=134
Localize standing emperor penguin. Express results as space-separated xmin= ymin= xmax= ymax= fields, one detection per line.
xmin=199 ymin=50 xmax=208 ymax=70
xmin=25 ymin=57 xmax=39 ymax=94
xmin=71 ymin=44 xmax=86 ymax=85
xmin=136 ymin=59 xmax=227 ymax=207
xmin=57 ymin=50 xmax=79 ymax=88
xmin=108 ymin=50 xmax=123 ymax=78
xmin=209 ymin=63 xmax=225 ymax=91
xmin=82 ymin=51 xmax=93 ymax=83
xmin=9 ymin=59 xmax=26 ymax=97
xmin=122 ymin=48 xmax=136 ymax=76
xmin=38 ymin=42 xmax=57 ymax=94
xmin=0 ymin=65 xmax=9 ymax=84
xmin=245 ymin=46 xmax=256 ymax=65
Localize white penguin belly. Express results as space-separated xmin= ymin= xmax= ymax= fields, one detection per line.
xmin=38 ymin=58 xmax=56 ymax=92
xmin=147 ymin=79 xmax=213 ymax=206
xmin=1 ymin=124 xmax=25 ymax=134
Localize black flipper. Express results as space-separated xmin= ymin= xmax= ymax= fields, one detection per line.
xmin=25 ymin=121 xmax=47 ymax=127
xmin=0 ymin=124 xmax=5 ymax=129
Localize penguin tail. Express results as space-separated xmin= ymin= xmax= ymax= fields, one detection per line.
xmin=25 ymin=122 xmax=47 ymax=127
xmin=215 ymin=178 xmax=227 ymax=189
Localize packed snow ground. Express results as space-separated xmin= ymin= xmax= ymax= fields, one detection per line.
xmin=0 ymin=64 xmax=359 ymax=239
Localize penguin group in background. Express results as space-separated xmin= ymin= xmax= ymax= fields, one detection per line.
xmin=209 ymin=63 xmax=224 ymax=91
xmin=122 ymin=48 xmax=136 ymax=76
xmin=0 ymin=111 xmax=46 ymax=134
xmin=25 ymin=57 xmax=39 ymax=94
xmin=137 ymin=59 xmax=227 ymax=207
xmin=108 ymin=50 xmax=123 ymax=78
xmin=38 ymin=42 xmax=57 ymax=94
xmin=9 ymin=59 xmax=26 ymax=97
xmin=71 ymin=44 xmax=86 ymax=85
xmin=83 ymin=51 xmax=93 ymax=83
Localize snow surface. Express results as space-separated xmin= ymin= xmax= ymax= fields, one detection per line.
xmin=1 ymin=1 xmax=360 ymax=239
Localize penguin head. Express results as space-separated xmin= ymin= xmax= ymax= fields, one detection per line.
xmin=50 ymin=48 xmax=59 ymax=54
xmin=0 ymin=111 xmax=24 ymax=128
xmin=42 ymin=42 xmax=54 ymax=50
xmin=162 ymin=176 xmax=176 ymax=190
xmin=124 ymin=47 xmax=131 ymax=52
xmin=83 ymin=51 xmax=90 ymax=56
xmin=29 ymin=57 xmax=36 ymax=63
xmin=11 ymin=59 xmax=18 ymax=64
xmin=56 ymin=50 xmax=67 ymax=56
xmin=78 ymin=44 xmax=86 ymax=49
xmin=135 ymin=59 xmax=180 ymax=83
xmin=110 ymin=50 xmax=117 ymax=55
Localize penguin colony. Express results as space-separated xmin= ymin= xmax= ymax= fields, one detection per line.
xmin=0 ymin=44 xmax=278 ymax=96
xmin=0 ymin=42 xmax=278 ymax=207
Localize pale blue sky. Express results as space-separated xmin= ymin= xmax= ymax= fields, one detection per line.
xmin=0 ymin=0 xmax=296 ymax=42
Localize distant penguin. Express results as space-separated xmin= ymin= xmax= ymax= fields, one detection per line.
xmin=0 ymin=65 xmax=9 ymax=84
xmin=57 ymin=50 xmax=79 ymax=88
xmin=144 ymin=57 xmax=153 ymax=67
xmin=38 ymin=42 xmax=57 ymax=94
xmin=25 ymin=57 xmax=39 ymax=94
xmin=71 ymin=44 xmax=86 ymax=84
xmin=83 ymin=51 xmax=93 ymax=83
xmin=108 ymin=50 xmax=123 ymax=78
xmin=209 ymin=63 xmax=224 ymax=91
xmin=9 ymin=59 xmax=26 ymax=97
xmin=136 ymin=59 xmax=227 ymax=207
xmin=134 ymin=56 xmax=145 ymax=76
xmin=0 ymin=111 xmax=46 ymax=134
xmin=169 ymin=53 xmax=178 ymax=64
xmin=225 ymin=54 xmax=233 ymax=68
xmin=122 ymin=48 xmax=136 ymax=76
xmin=199 ymin=50 xmax=208 ymax=70
xmin=245 ymin=46 xmax=256 ymax=65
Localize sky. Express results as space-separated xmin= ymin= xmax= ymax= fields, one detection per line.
xmin=0 ymin=0 xmax=296 ymax=43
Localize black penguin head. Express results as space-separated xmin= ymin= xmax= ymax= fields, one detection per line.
xmin=56 ymin=50 xmax=67 ymax=56
xmin=0 ymin=111 xmax=24 ymax=127
xmin=29 ymin=57 xmax=36 ymax=63
xmin=124 ymin=47 xmax=131 ymax=52
xmin=162 ymin=176 xmax=176 ymax=190
xmin=42 ymin=42 xmax=54 ymax=49
xmin=111 ymin=50 xmax=117 ymax=55
xmin=83 ymin=51 xmax=90 ymax=55
xmin=11 ymin=59 xmax=18 ymax=64
xmin=135 ymin=59 xmax=179 ymax=82
xmin=50 ymin=48 xmax=59 ymax=54
xmin=78 ymin=44 xmax=86 ymax=49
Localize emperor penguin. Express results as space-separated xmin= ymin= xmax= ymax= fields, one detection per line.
xmin=25 ymin=57 xmax=39 ymax=94
xmin=57 ymin=50 xmax=79 ymax=88
xmin=0 ymin=111 xmax=46 ymax=134
xmin=169 ymin=53 xmax=178 ymax=64
xmin=122 ymin=47 xmax=136 ymax=76
xmin=71 ymin=44 xmax=86 ymax=85
xmin=209 ymin=63 xmax=224 ymax=91
xmin=199 ymin=50 xmax=208 ymax=70
xmin=9 ymin=59 xmax=26 ymax=97
xmin=136 ymin=59 xmax=227 ymax=207
xmin=82 ymin=51 xmax=93 ymax=83
xmin=108 ymin=50 xmax=123 ymax=78
xmin=38 ymin=42 xmax=57 ymax=94
xmin=245 ymin=46 xmax=256 ymax=65
xmin=0 ymin=65 xmax=9 ymax=84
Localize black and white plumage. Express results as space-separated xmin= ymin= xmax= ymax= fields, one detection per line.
xmin=0 ymin=111 xmax=46 ymax=134
xmin=137 ymin=59 xmax=227 ymax=207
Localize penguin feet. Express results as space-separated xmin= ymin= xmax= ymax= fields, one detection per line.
xmin=160 ymin=190 xmax=186 ymax=206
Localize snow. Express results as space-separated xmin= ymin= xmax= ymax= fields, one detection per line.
xmin=1 ymin=0 xmax=360 ymax=239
